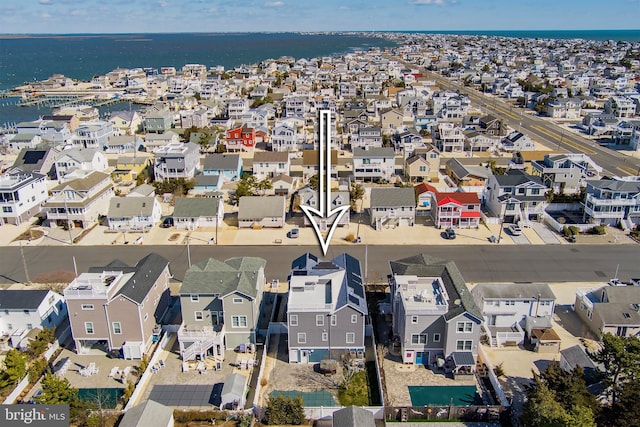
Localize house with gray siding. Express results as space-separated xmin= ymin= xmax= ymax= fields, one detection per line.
xmin=63 ymin=253 xmax=171 ymax=358
xmin=178 ymin=257 xmax=266 ymax=361
xmin=237 ymin=196 xmax=286 ymax=228
xmin=369 ymin=187 xmax=416 ymax=231
xmin=389 ymin=254 xmax=482 ymax=374
xmin=287 ymin=253 xmax=367 ymax=364
xmin=153 ymin=142 xmax=200 ymax=180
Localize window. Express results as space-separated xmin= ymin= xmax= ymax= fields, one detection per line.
xmin=27 ymin=323 xmax=33 ymax=330
xmin=433 ymin=333 xmax=441 ymax=342
xmin=456 ymin=340 xmax=473 ymax=351
xmin=23 ymin=310 xmax=29 ymax=315
xmin=2 ymin=206 xmax=12 ymax=213
xmin=346 ymin=333 xmax=355 ymax=344
xmin=233 ymin=298 xmax=243 ymax=304
xmin=298 ymin=333 xmax=307 ymax=344
xmin=411 ymin=316 xmax=419 ymax=324
xmin=351 ymin=314 xmax=358 ymax=324
xmin=195 ymin=311 xmax=203 ymax=321
xmin=85 ymin=322 xmax=94 ymax=334
xmin=113 ymin=322 xmax=122 ymax=334
xmin=331 ymin=315 xmax=337 ymax=326
xmin=81 ymin=304 xmax=94 ymax=310
xmin=232 ymin=315 xmax=247 ymax=328
xmin=419 ymin=166 xmax=426 ymax=172
xmin=290 ymin=315 xmax=298 ymax=326
xmin=457 ymin=321 xmax=473 ymax=333
xmin=322 ymin=332 xmax=328 ymax=341
xmin=411 ymin=334 xmax=427 ymax=344
xmin=190 ymin=294 xmax=199 ymax=302
xmin=316 ymin=315 xmax=324 ymax=326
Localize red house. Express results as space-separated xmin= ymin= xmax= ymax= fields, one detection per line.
xmin=416 ymin=183 xmax=481 ymax=229
xmin=225 ymin=125 xmax=257 ymax=152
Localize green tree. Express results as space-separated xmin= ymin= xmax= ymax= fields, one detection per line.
xmin=349 ymin=183 xmax=364 ymax=211
xmin=263 ymin=393 xmax=306 ymax=425
xmin=309 ymin=173 xmax=319 ymax=191
xmin=122 ymin=381 xmax=136 ymax=405
xmin=230 ymin=174 xmax=258 ymax=205
xmin=35 ymin=372 xmax=77 ymax=404
xmin=256 ymin=178 xmax=273 ymax=196
xmin=609 ymin=380 xmax=640 ymax=426
xmin=28 ymin=357 xmax=49 ymax=383
xmin=589 ymin=333 xmax=640 ymax=405
xmin=523 ymin=379 xmax=596 ymax=427
xmin=152 ymin=178 xmax=195 ymax=196
xmin=27 ymin=326 xmax=55 ymax=358
xmin=2 ymin=348 xmax=27 ymax=386
xmin=197 ymin=132 xmax=212 ymax=153
xmin=538 ymin=362 xmax=599 ymax=415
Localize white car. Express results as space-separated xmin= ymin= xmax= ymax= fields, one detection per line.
xmin=507 ymin=224 xmax=522 ymax=236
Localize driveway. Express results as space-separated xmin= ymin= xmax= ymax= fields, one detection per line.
xmin=530 ymin=223 xmax=562 ymax=244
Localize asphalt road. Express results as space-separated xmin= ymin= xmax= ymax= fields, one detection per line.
xmin=2 ymin=245 xmax=639 ymax=286
xmin=422 ymin=69 xmax=640 ymax=177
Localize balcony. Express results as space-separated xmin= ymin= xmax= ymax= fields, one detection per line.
xmin=586 ymin=194 xmax=636 ymax=207
xmin=178 ymin=323 xmax=225 ymax=345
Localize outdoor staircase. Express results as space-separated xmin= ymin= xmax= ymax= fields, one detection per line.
xmin=181 ymin=334 xmax=221 ymax=361
xmin=620 ymin=218 xmax=633 ymax=232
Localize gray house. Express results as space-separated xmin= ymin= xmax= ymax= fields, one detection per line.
xmin=238 ymin=196 xmax=286 ymax=228
xmin=178 ymin=257 xmax=266 ymax=361
xmin=64 ymin=253 xmax=171 ymax=359
xmin=118 ymin=400 xmax=174 ymax=427
xmin=531 ymin=153 xmax=602 ymax=194
xmin=389 ymin=254 xmax=482 ymax=374
xmin=172 ymin=196 xmax=224 ymax=230
xmin=220 ymin=373 xmax=248 ymax=410
xmin=369 ymin=187 xmax=416 ymax=231
xmin=298 ymin=186 xmax=350 ymax=229
xmin=484 ymin=170 xmax=548 ymax=226
xmin=287 ymin=253 xmax=367 ymax=364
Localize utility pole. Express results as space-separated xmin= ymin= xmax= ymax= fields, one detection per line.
xmin=19 ymin=241 xmax=30 ymax=284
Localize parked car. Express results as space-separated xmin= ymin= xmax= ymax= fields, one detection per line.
xmin=161 ymin=217 xmax=174 ymax=228
xmin=288 ymin=228 xmax=299 ymax=238
xmin=506 ymin=224 xmax=522 ymax=236
xmin=444 ymin=227 xmax=456 ymax=240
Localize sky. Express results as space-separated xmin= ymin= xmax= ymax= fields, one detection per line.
xmin=0 ymin=0 xmax=638 ymax=34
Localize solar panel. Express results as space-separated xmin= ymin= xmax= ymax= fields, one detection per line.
xmin=348 ymin=294 xmax=360 ymax=305
xmin=22 ymin=151 xmax=46 ymax=165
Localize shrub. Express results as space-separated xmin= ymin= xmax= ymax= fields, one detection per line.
xmin=263 ymin=393 xmax=306 ymax=425
xmin=569 ymin=226 xmax=580 ymax=236
xmin=589 ymin=225 xmax=606 ymax=235
xmin=494 ymin=362 xmax=505 ymax=378
xmin=344 ymin=233 xmax=356 ymax=242
xmin=137 ymin=355 xmax=149 ymax=375
xmin=260 ymin=377 xmax=268 ymax=387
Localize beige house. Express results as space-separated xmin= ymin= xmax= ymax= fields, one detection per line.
xmin=43 ymin=171 xmax=114 ymax=229
xmin=574 ymin=285 xmax=640 ymax=339
xmin=64 ymin=253 xmax=171 ymax=359
xmin=404 ymin=145 xmax=440 ymax=182
xmin=380 ymin=109 xmax=404 ymax=134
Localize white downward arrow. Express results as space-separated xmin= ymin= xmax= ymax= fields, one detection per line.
xmin=300 ymin=110 xmax=350 ymax=255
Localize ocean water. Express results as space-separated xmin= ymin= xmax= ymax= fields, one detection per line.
xmin=405 ymin=29 xmax=640 ymax=41
xmin=0 ymin=32 xmax=395 ymax=124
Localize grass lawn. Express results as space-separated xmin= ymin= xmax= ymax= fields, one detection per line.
xmin=338 ymin=371 xmax=370 ymax=406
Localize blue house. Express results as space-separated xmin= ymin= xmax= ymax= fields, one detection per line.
xmin=202 ymin=154 xmax=243 ymax=182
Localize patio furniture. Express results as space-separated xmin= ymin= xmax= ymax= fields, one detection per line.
xmin=123 ymin=366 xmax=131 ymax=377
xmin=109 ymin=366 xmax=120 ymax=378
xmin=158 ymin=359 xmax=165 ymax=368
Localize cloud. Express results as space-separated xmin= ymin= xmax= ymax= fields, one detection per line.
xmin=70 ymin=9 xmax=87 ymax=16
xmin=159 ymin=0 xmax=168 ymax=7
xmin=39 ymin=0 xmax=53 ymax=4
xmin=40 ymin=12 xmax=52 ymax=18
xmin=409 ymin=0 xmax=445 ymax=4
xmin=264 ymin=1 xmax=284 ymax=7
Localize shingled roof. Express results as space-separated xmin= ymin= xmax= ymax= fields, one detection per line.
xmin=389 ymin=254 xmax=482 ymax=321
xmin=88 ymin=253 xmax=170 ymax=304
xmin=180 ymin=257 xmax=266 ymax=298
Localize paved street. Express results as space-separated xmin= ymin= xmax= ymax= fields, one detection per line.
xmin=422 ymin=69 xmax=640 ymax=177
xmin=1 ymin=244 xmax=639 ymax=286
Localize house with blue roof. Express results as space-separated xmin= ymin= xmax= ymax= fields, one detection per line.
xmin=286 ymin=253 xmax=368 ymax=364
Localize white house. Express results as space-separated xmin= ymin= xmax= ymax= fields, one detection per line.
xmin=353 ymin=147 xmax=395 ymax=182
xmin=0 ymin=171 xmax=48 ymax=225
xmin=252 ymin=151 xmax=290 ymax=181
xmin=107 ymin=196 xmax=162 ymax=232
xmin=54 ymin=148 xmax=108 ymax=179
xmin=0 ymin=289 xmax=67 ymax=350
xmin=471 ymin=283 xmax=556 ymax=347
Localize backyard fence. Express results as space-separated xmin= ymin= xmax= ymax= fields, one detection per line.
xmin=384 ymin=405 xmax=506 ymax=423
